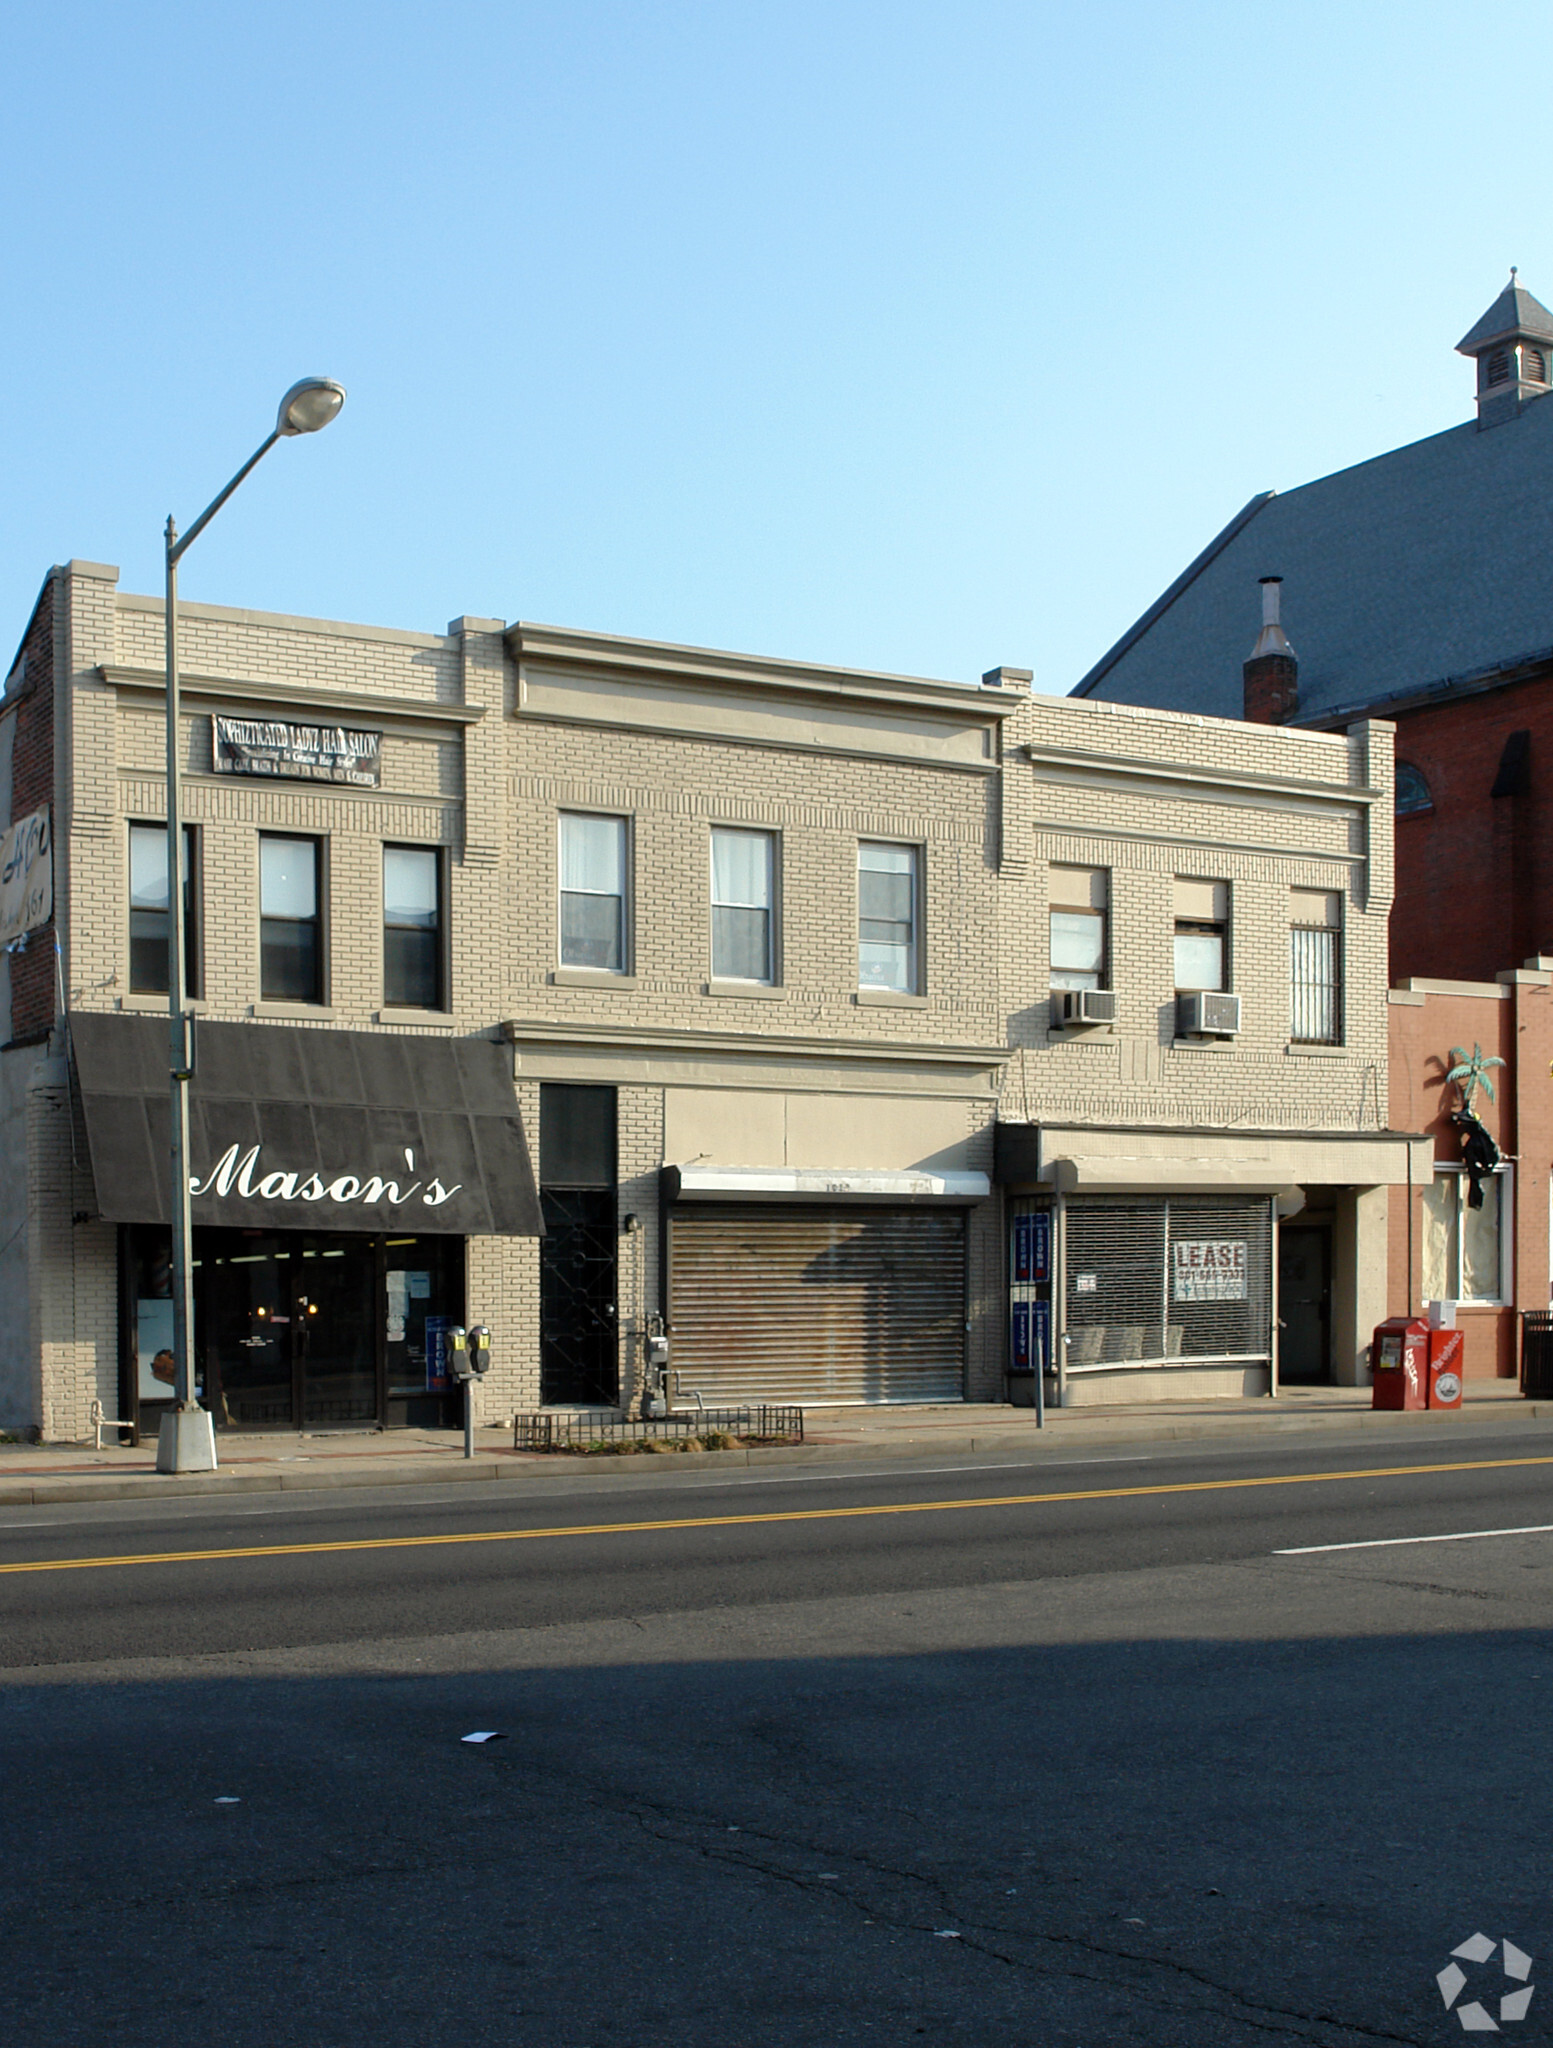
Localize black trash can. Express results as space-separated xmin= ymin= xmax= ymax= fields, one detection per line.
xmin=1521 ymin=1311 xmax=1553 ymax=1396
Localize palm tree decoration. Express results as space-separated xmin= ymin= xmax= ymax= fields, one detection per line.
xmin=1447 ymin=1043 xmax=1505 ymax=1116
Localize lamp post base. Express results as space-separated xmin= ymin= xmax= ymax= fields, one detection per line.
xmin=155 ymin=1407 xmax=218 ymax=1474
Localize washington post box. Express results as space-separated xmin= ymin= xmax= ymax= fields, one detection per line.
xmin=1426 ymin=1327 xmax=1464 ymax=1409
xmin=1371 ymin=1316 xmax=1429 ymax=1409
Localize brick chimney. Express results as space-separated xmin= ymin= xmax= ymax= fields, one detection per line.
xmin=1243 ymin=575 xmax=1298 ymax=723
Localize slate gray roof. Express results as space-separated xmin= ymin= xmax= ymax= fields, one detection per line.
xmin=1456 ymin=279 xmax=1553 ymax=353
xmin=1074 ymin=390 xmax=1553 ymax=723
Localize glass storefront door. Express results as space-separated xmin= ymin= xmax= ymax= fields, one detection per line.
xmin=124 ymin=1225 xmax=465 ymax=1432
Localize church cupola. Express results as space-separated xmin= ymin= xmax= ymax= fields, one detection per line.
xmin=1456 ymin=270 xmax=1553 ymax=428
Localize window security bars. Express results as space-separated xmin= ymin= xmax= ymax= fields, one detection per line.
xmin=1290 ymin=924 xmax=1340 ymax=1044
xmin=1063 ymin=1195 xmax=1272 ymax=1374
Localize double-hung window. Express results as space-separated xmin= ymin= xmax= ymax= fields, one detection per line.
xmin=1173 ymin=878 xmax=1229 ymax=992
xmin=560 ymin=814 xmax=628 ymax=972
xmin=1049 ymin=866 xmax=1108 ymax=991
xmin=1290 ymin=888 xmax=1342 ymax=1044
xmin=259 ymin=835 xmax=323 ymax=1004
xmin=128 ymin=822 xmax=198 ymax=996
xmin=711 ymin=828 xmax=776 ymax=983
xmin=1422 ymin=1166 xmax=1510 ymax=1305
xmin=858 ymin=842 xmax=920 ymax=993
xmin=384 ymin=846 xmax=444 ymax=1009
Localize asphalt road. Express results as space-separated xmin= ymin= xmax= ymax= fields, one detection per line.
xmin=5 ymin=1423 xmax=1553 ymax=2046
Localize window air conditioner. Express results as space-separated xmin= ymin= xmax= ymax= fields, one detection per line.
xmin=1050 ymin=988 xmax=1117 ymax=1028
xmin=1177 ymin=990 xmax=1241 ymax=1036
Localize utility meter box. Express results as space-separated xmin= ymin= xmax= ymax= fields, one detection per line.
xmin=1371 ymin=1316 xmax=1429 ymax=1409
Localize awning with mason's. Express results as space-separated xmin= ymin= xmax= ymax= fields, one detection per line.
xmin=70 ymin=1014 xmax=541 ymax=1236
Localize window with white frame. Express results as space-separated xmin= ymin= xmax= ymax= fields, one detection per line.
xmin=711 ymin=827 xmax=776 ymax=983
xmin=1290 ymin=888 xmax=1342 ymax=1044
xmin=858 ymin=842 xmax=920 ymax=992
xmin=1049 ymin=865 xmax=1108 ymax=992
xmin=1421 ymin=1166 xmax=1510 ymax=1304
xmin=559 ymin=813 xmax=628 ymax=971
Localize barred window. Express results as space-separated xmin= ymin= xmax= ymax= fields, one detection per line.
xmin=1290 ymin=888 xmax=1341 ymax=1044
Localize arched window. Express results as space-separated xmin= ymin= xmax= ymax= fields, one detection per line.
xmin=1486 ymin=350 xmax=1512 ymax=388
xmin=1395 ymin=762 xmax=1433 ymax=816
xmin=1525 ymin=346 xmax=1548 ymax=385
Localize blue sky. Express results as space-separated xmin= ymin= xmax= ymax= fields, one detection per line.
xmin=4 ymin=2 xmax=1549 ymax=691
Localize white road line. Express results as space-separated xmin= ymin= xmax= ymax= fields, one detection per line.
xmin=1277 ymin=1523 xmax=1553 ymax=1555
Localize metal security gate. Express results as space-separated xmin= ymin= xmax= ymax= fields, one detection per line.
xmin=1063 ymin=1195 xmax=1272 ymax=1378
xmin=667 ymin=1204 xmax=967 ymax=1404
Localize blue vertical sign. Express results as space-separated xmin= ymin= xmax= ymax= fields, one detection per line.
xmin=426 ymin=1314 xmax=451 ymax=1392
xmin=1032 ymin=1299 xmax=1051 ymax=1372
xmin=1011 ymin=1301 xmax=1031 ymax=1372
xmin=1030 ymin=1212 xmax=1051 ymax=1283
xmin=1013 ymin=1214 xmax=1032 ymax=1284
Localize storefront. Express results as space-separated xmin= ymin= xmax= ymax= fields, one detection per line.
xmin=71 ymin=1015 xmax=541 ymax=1434
xmin=997 ymin=1121 xmax=1426 ymax=1402
xmin=660 ymin=1167 xmax=990 ymax=1405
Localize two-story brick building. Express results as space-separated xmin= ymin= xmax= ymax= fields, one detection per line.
xmin=0 ymin=560 xmax=1423 ymax=1437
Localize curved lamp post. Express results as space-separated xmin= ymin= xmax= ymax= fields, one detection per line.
xmin=156 ymin=379 xmax=347 ymax=1475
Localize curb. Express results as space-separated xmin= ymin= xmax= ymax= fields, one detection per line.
xmin=0 ymin=1400 xmax=1549 ymax=1507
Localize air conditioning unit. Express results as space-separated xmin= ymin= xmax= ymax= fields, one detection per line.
xmin=1050 ymin=988 xmax=1117 ymax=1028
xmin=1177 ymin=990 xmax=1241 ymax=1037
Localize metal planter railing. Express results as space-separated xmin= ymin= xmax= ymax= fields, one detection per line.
xmin=513 ymin=1405 xmax=805 ymax=1453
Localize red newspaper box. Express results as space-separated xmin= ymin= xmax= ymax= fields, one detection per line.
xmin=1427 ymin=1328 xmax=1464 ymax=1409
xmin=1371 ymin=1316 xmax=1428 ymax=1409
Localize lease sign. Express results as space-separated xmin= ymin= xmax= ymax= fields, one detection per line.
xmin=1172 ymin=1239 xmax=1247 ymax=1302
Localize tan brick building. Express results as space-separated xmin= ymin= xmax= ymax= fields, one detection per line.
xmin=0 ymin=561 xmax=1423 ymax=1437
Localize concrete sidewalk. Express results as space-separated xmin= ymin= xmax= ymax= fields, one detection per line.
xmin=0 ymin=1380 xmax=1543 ymax=1507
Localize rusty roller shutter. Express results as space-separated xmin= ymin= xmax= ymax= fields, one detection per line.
xmin=668 ymin=1204 xmax=966 ymax=1404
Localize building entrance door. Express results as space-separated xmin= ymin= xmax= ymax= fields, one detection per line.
xmin=1277 ymin=1224 xmax=1331 ymax=1384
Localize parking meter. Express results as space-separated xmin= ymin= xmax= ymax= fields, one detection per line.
xmin=447 ymin=1326 xmax=471 ymax=1382
xmin=467 ymin=1326 xmax=492 ymax=1376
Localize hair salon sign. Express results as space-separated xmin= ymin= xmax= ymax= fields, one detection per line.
xmin=213 ymin=715 xmax=381 ymax=786
xmin=0 ymin=804 xmax=52 ymax=948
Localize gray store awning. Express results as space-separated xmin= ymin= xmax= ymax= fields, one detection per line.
xmin=71 ymin=1013 xmax=541 ymax=1237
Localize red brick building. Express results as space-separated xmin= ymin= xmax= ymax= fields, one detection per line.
xmin=1387 ymin=965 xmax=1553 ymax=1378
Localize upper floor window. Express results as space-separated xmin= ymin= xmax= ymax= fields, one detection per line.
xmin=858 ymin=842 xmax=920 ymax=992
xmin=1525 ymin=346 xmax=1548 ymax=385
xmin=1486 ymin=349 xmax=1512 ymax=388
xmin=260 ymin=835 xmax=323 ymax=1004
xmin=1395 ymin=762 xmax=1433 ymax=816
xmin=1049 ymin=865 xmax=1108 ymax=992
xmin=711 ymin=827 xmax=776 ymax=983
xmin=128 ymin=822 xmax=198 ymax=996
xmin=1173 ymin=877 xmax=1228 ymax=991
xmin=1290 ymin=888 xmax=1342 ymax=1045
xmin=384 ymin=846 xmax=444 ymax=1010
xmin=560 ymin=813 xmax=628 ymax=972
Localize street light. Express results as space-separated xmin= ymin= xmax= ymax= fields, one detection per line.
xmin=155 ymin=378 xmax=347 ymax=1475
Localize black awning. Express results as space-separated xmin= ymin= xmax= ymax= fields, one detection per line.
xmin=71 ymin=1014 xmax=541 ymax=1236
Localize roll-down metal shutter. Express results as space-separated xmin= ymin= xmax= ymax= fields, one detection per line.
xmin=668 ymin=1204 xmax=966 ymax=1404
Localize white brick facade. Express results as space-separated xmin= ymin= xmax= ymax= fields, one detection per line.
xmin=0 ymin=562 xmax=1415 ymax=1432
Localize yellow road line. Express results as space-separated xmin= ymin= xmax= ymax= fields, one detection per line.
xmin=1 ymin=1452 xmax=1551 ymax=1577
